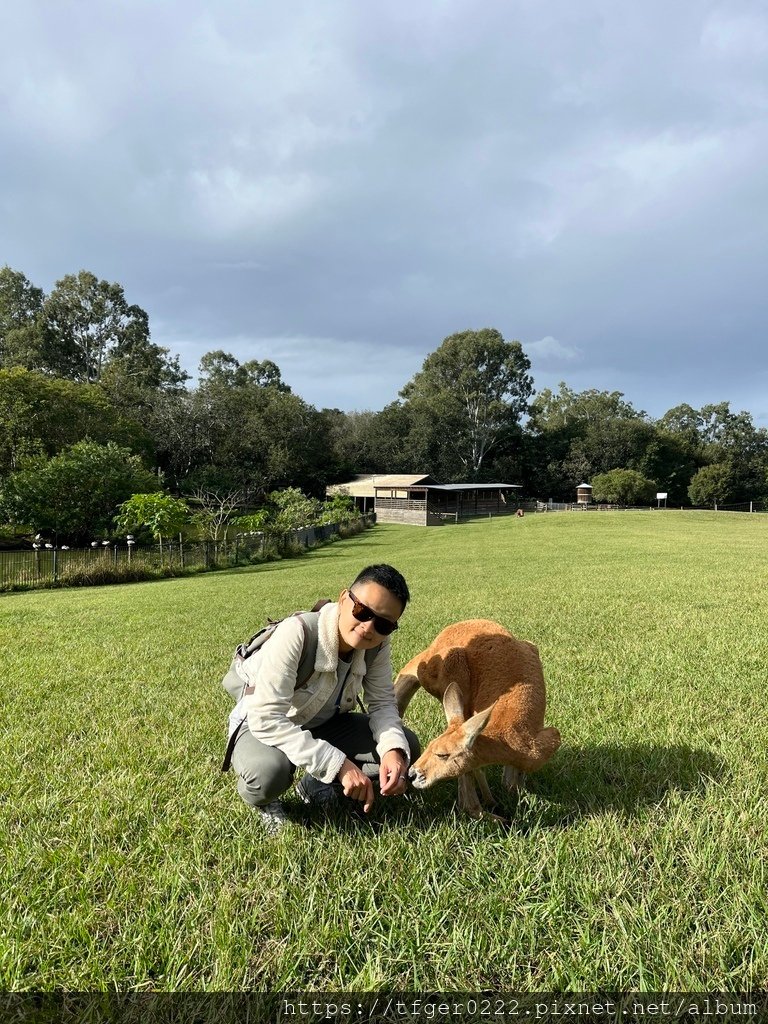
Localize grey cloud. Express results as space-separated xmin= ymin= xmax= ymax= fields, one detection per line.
xmin=1 ymin=0 xmax=766 ymax=421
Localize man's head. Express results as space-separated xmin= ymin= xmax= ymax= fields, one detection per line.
xmin=338 ymin=564 xmax=410 ymax=654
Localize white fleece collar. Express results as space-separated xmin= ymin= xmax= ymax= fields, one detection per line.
xmin=316 ymin=600 xmax=367 ymax=677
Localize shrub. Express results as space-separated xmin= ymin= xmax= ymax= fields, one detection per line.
xmin=591 ymin=468 xmax=657 ymax=505
xmin=688 ymin=463 xmax=734 ymax=507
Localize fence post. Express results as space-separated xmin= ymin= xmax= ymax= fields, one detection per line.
xmin=52 ymin=547 xmax=58 ymax=583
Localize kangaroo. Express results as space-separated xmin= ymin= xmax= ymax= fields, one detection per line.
xmin=395 ymin=619 xmax=561 ymax=818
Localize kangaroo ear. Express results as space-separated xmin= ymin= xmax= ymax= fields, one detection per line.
xmin=462 ymin=701 xmax=496 ymax=749
xmin=442 ymin=680 xmax=466 ymax=722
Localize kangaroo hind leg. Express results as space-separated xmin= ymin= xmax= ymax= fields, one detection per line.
xmin=502 ymin=765 xmax=525 ymax=792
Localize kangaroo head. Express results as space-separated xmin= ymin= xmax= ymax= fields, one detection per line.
xmin=409 ymin=701 xmax=496 ymax=788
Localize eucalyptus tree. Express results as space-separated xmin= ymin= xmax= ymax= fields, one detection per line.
xmin=0 ymin=368 xmax=152 ymax=477
xmin=400 ymin=328 xmax=533 ymax=478
xmin=0 ymin=266 xmax=46 ymax=370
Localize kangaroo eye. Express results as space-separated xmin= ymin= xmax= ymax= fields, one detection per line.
xmin=435 ymin=752 xmax=450 ymax=760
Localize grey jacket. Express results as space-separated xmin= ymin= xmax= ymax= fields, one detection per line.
xmin=233 ymin=600 xmax=409 ymax=784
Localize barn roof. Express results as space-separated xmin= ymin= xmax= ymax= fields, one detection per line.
xmin=421 ymin=482 xmax=521 ymax=492
xmin=327 ymin=474 xmax=435 ymax=497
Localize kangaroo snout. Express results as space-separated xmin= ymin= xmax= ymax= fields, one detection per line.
xmin=408 ymin=765 xmax=427 ymax=789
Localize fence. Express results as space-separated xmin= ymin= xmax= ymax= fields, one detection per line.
xmin=537 ymin=500 xmax=768 ymax=513
xmin=0 ymin=514 xmax=376 ymax=591
xmin=710 ymin=500 xmax=768 ymax=513
xmin=537 ymin=501 xmax=632 ymax=512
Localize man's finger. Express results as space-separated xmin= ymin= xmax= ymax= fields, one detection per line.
xmin=362 ymin=777 xmax=374 ymax=812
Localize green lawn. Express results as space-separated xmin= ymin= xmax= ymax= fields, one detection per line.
xmin=1 ymin=511 xmax=767 ymax=991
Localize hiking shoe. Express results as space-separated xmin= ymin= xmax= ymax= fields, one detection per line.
xmin=295 ymin=774 xmax=341 ymax=807
xmin=253 ymin=800 xmax=289 ymax=835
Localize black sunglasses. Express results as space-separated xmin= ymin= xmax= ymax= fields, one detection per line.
xmin=347 ymin=590 xmax=399 ymax=635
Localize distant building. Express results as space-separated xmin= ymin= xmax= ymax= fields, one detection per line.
xmin=576 ymin=483 xmax=593 ymax=505
xmin=327 ymin=475 xmax=522 ymax=526
xmin=326 ymin=474 xmax=434 ymax=514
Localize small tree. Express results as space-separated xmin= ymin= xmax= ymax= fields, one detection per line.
xmin=319 ymin=494 xmax=359 ymax=525
xmin=115 ymin=492 xmax=190 ymax=556
xmin=687 ymin=463 xmax=733 ymax=508
xmin=189 ymin=488 xmax=244 ymax=545
xmin=591 ymin=468 xmax=657 ymax=506
xmin=231 ymin=510 xmax=270 ymax=533
xmin=268 ymin=487 xmax=322 ymax=532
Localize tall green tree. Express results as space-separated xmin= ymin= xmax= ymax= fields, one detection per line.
xmin=400 ymin=328 xmax=533 ymax=477
xmin=40 ymin=271 xmax=182 ymax=390
xmin=525 ymin=384 xmax=648 ymax=499
xmin=0 ymin=368 xmax=153 ymax=477
xmin=528 ymin=383 xmax=644 ymax=431
xmin=325 ymin=404 xmax=415 ymax=477
xmin=659 ymin=401 xmax=768 ymax=503
xmin=0 ymin=440 xmax=159 ymax=542
xmin=188 ymin=352 xmax=335 ymax=498
xmin=0 ymin=266 xmax=47 ymax=370
xmin=198 ymin=350 xmax=290 ymax=392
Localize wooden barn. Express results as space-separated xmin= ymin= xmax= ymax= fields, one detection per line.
xmin=327 ymin=475 xmax=522 ymax=526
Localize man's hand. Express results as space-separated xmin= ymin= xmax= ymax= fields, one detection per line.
xmin=337 ymin=758 xmax=375 ymax=812
xmin=379 ymin=748 xmax=409 ymax=797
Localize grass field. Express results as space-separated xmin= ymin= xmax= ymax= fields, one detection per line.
xmin=1 ymin=510 xmax=767 ymax=992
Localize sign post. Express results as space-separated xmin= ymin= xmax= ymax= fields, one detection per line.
xmin=656 ymin=492 xmax=668 ymax=509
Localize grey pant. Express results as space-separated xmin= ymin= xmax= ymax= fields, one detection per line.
xmin=231 ymin=712 xmax=421 ymax=808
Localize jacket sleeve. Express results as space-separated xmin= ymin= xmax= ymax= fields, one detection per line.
xmin=362 ymin=639 xmax=411 ymax=762
xmin=240 ymin=617 xmax=347 ymax=784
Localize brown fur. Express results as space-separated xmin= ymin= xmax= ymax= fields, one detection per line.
xmin=395 ymin=619 xmax=561 ymax=818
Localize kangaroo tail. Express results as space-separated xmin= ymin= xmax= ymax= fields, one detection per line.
xmin=530 ymin=726 xmax=561 ymax=767
xmin=506 ymin=726 xmax=561 ymax=772
xmin=394 ymin=671 xmax=420 ymax=718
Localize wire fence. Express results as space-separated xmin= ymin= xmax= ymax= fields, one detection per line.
xmin=538 ymin=499 xmax=768 ymax=513
xmin=0 ymin=515 xmax=376 ymax=592
xmin=710 ymin=499 xmax=768 ymax=513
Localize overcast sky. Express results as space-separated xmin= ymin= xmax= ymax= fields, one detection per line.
xmin=2 ymin=1 xmax=767 ymax=422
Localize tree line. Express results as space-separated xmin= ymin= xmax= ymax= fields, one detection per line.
xmin=2 ymin=264 xmax=767 ymax=543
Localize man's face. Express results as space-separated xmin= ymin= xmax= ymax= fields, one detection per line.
xmin=337 ymin=581 xmax=404 ymax=653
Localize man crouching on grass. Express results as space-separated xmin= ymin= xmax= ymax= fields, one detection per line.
xmin=226 ymin=564 xmax=420 ymax=834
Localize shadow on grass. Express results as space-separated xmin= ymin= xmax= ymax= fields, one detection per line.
xmin=528 ymin=740 xmax=727 ymax=820
xmin=281 ymin=741 xmax=728 ymax=836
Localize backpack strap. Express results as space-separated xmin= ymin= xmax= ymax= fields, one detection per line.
xmin=220 ymin=611 xmax=383 ymax=772
xmin=221 ymin=611 xmax=320 ymax=772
